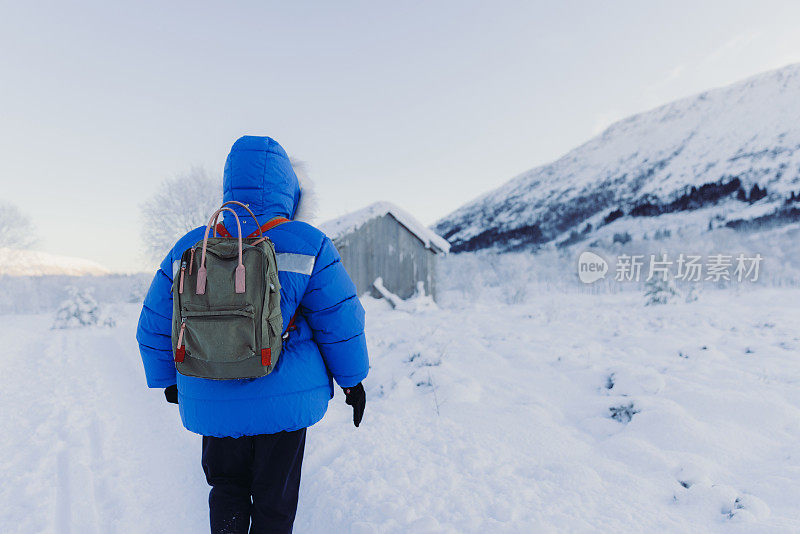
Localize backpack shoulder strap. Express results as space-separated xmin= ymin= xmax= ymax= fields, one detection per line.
xmin=217 ymin=217 xmax=289 ymax=239
xmin=247 ymin=217 xmax=289 ymax=238
xmin=215 ymin=222 xmax=232 ymax=238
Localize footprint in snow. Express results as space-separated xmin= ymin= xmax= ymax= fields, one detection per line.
xmin=675 ymin=462 xmax=711 ymax=489
xmin=725 ymin=494 xmax=771 ymax=522
xmin=609 ymin=402 xmax=639 ymax=424
xmin=604 ymin=372 xmax=615 ymax=390
xmin=607 ymin=369 xmax=665 ymax=395
xmin=672 ymin=467 xmax=771 ymax=523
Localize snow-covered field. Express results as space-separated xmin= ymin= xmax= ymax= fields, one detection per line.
xmin=2 ymin=286 xmax=800 ymax=532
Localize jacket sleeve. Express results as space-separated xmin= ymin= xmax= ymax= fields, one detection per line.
xmin=300 ymin=237 xmax=369 ymax=388
xmin=136 ymin=254 xmax=177 ymax=388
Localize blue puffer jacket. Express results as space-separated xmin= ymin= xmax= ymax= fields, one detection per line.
xmin=136 ymin=136 xmax=369 ymax=437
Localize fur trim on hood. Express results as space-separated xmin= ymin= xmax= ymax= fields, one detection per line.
xmin=290 ymin=158 xmax=319 ymax=223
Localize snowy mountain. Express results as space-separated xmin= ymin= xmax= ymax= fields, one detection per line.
xmin=0 ymin=248 xmax=110 ymax=276
xmin=435 ymin=64 xmax=800 ymax=252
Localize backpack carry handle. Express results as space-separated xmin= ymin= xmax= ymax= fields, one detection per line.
xmin=197 ymin=207 xmax=246 ymax=295
xmin=211 ymin=201 xmax=264 ymax=239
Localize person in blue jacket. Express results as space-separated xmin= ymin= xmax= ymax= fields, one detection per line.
xmin=136 ymin=135 xmax=369 ymax=533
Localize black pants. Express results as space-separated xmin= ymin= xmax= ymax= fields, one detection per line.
xmin=201 ymin=428 xmax=306 ymax=534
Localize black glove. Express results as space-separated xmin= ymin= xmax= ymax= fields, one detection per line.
xmin=342 ymin=383 xmax=366 ymax=427
xmin=164 ymin=384 xmax=178 ymax=404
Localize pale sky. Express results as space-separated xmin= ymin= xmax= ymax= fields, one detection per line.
xmin=2 ymin=0 xmax=800 ymax=272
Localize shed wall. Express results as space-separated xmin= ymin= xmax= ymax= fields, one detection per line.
xmin=332 ymin=214 xmax=438 ymax=300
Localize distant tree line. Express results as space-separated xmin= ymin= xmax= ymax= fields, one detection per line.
xmin=599 ymin=177 xmax=777 ymax=227
xmin=736 ymin=183 xmax=767 ymax=203
xmin=442 ymin=171 xmax=800 ymax=253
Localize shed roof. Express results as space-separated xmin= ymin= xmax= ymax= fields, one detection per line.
xmin=320 ymin=201 xmax=451 ymax=254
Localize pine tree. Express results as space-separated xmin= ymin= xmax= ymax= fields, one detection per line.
xmin=52 ymin=287 xmax=100 ymax=329
xmin=749 ymin=184 xmax=767 ymax=203
xmin=643 ymin=276 xmax=679 ymax=306
xmin=736 ymin=187 xmax=748 ymax=202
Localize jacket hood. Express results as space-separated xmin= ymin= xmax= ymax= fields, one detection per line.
xmin=222 ymin=136 xmax=300 ymax=228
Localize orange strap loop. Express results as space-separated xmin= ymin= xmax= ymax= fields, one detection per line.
xmin=215 ymin=217 xmax=289 ymax=239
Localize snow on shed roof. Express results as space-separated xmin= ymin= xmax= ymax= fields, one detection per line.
xmin=320 ymin=201 xmax=451 ymax=253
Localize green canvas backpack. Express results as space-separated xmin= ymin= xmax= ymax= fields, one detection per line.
xmin=171 ymin=201 xmax=285 ymax=380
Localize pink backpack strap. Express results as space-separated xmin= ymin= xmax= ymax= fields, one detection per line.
xmin=197 ymin=207 xmax=246 ymax=295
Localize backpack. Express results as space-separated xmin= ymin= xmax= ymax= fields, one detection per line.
xmin=171 ymin=201 xmax=286 ymax=380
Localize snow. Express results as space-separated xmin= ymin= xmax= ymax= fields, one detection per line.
xmin=321 ymin=201 xmax=451 ymax=253
xmin=3 ymin=283 xmax=800 ymax=531
xmin=51 ymin=287 xmax=117 ymax=329
xmin=51 ymin=287 xmax=102 ymax=329
xmin=372 ymin=277 xmax=404 ymax=308
xmin=436 ymin=63 xmax=800 ymax=251
xmin=0 ymin=273 xmax=151 ymax=315
xmin=373 ymin=278 xmax=438 ymax=312
xmin=0 ymin=248 xmax=110 ymax=276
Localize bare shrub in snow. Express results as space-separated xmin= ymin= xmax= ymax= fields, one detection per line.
xmin=0 ymin=201 xmax=38 ymax=249
xmin=486 ymin=254 xmax=532 ymax=304
xmin=439 ymin=253 xmax=483 ymax=299
xmin=140 ymin=167 xmax=221 ymax=262
xmin=52 ymin=287 xmax=100 ymax=329
xmin=502 ymin=283 xmax=528 ymax=305
xmin=684 ymin=285 xmax=700 ymax=303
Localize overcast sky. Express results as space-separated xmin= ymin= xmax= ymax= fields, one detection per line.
xmin=2 ymin=0 xmax=800 ymax=272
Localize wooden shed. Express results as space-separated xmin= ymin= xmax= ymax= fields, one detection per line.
xmin=320 ymin=202 xmax=451 ymax=302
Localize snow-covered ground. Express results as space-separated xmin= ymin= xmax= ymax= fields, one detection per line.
xmin=2 ymin=287 xmax=800 ymax=532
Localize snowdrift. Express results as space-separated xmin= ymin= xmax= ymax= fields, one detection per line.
xmin=3 ymin=286 xmax=800 ymax=531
